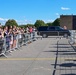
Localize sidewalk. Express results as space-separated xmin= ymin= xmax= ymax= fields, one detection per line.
xmin=54 ymin=38 xmax=76 ymax=75
xmin=0 ymin=38 xmax=76 ymax=75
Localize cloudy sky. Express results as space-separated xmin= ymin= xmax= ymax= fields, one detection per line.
xmin=0 ymin=0 xmax=75 ymax=25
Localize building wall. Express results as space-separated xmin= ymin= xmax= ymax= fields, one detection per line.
xmin=60 ymin=15 xmax=73 ymax=30
xmin=73 ymin=16 xmax=76 ymax=30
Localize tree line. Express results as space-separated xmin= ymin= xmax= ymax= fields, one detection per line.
xmin=0 ymin=18 xmax=60 ymax=28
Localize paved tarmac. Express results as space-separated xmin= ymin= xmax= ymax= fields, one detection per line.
xmin=0 ymin=37 xmax=76 ymax=75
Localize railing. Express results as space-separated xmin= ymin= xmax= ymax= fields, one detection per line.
xmin=0 ymin=32 xmax=36 ymax=57
xmin=69 ymin=30 xmax=76 ymax=44
xmin=0 ymin=30 xmax=73 ymax=57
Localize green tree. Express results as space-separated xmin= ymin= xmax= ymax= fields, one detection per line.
xmin=19 ymin=25 xmax=26 ymax=28
xmin=5 ymin=19 xmax=18 ymax=27
xmin=46 ymin=22 xmax=53 ymax=26
xmin=0 ymin=23 xmax=1 ymax=25
xmin=26 ymin=24 xmax=34 ymax=27
xmin=52 ymin=18 xmax=60 ymax=26
xmin=34 ymin=20 xmax=46 ymax=28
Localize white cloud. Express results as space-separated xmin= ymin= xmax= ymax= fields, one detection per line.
xmin=0 ymin=18 xmax=4 ymax=21
xmin=0 ymin=18 xmax=8 ymax=21
xmin=0 ymin=18 xmax=8 ymax=25
xmin=24 ymin=20 xmax=32 ymax=23
xmin=56 ymin=13 xmax=59 ymax=16
xmin=43 ymin=19 xmax=54 ymax=23
xmin=0 ymin=18 xmax=54 ymax=25
xmin=0 ymin=17 xmax=33 ymax=25
xmin=61 ymin=7 xmax=70 ymax=10
xmin=56 ymin=13 xmax=60 ymax=18
xmin=16 ymin=19 xmax=32 ymax=25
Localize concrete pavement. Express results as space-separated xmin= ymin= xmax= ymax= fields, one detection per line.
xmin=0 ymin=37 xmax=76 ymax=75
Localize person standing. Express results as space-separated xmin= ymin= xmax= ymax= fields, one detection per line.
xmin=63 ymin=26 xmax=67 ymax=30
xmin=29 ymin=26 xmax=33 ymax=39
xmin=32 ymin=26 xmax=36 ymax=40
xmin=13 ymin=26 xmax=18 ymax=50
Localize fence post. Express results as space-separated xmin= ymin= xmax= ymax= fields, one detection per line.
xmin=0 ymin=37 xmax=7 ymax=57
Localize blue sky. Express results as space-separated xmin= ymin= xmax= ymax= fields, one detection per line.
xmin=0 ymin=0 xmax=76 ymax=25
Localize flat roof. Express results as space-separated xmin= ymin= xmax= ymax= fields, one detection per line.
xmin=60 ymin=15 xmax=76 ymax=17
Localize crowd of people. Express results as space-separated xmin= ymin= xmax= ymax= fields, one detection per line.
xmin=0 ymin=25 xmax=36 ymax=53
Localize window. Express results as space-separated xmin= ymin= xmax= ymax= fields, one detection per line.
xmin=55 ymin=27 xmax=63 ymax=30
xmin=38 ymin=26 xmax=48 ymax=31
xmin=49 ymin=27 xmax=55 ymax=30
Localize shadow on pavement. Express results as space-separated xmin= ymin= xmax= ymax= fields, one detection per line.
xmin=50 ymin=40 xmax=76 ymax=75
xmin=51 ymin=44 xmax=69 ymax=45
xmin=60 ymin=52 xmax=76 ymax=55
xmin=51 ymin=63 xmax=76 ymax=67
xmin=49 ymin=46 xmax=71 ymax=48
xmin=59 ymin=63 xmax=76 ymax=67
xmin=52 ymin=40 xmax=59 ymax=75
xmin=61 ymin=74 xmax=76 ymax=75
xmin=44 ymin=50 xmax=74 ymax=53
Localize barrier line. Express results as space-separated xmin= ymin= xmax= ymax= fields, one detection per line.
xmin=0 ymin=58 xmax=76 ymax=61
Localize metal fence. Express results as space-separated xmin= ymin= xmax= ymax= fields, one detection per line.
xmin=0 ymin=33 xmax=36 ymax=57
xmin=69 ymin=30 xmax=76 ymax=44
